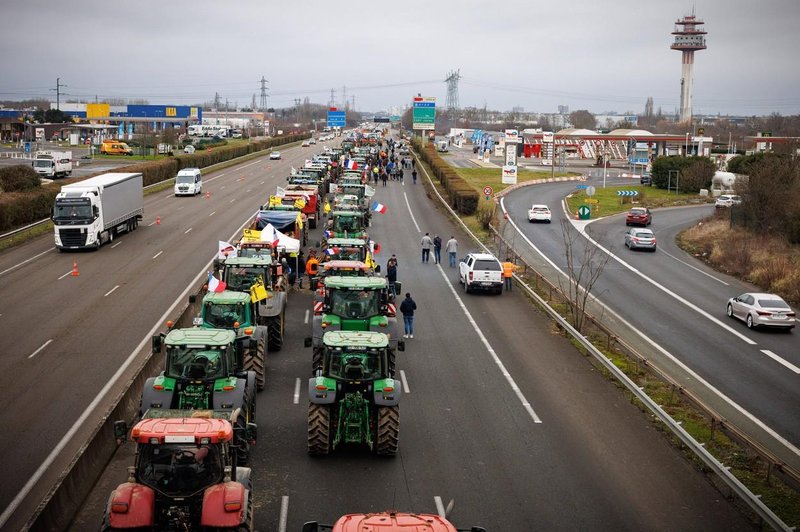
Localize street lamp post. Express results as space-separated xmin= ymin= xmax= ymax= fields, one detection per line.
xmin=602 ymin=142 xmax=608 ymax=188
xmin=685 ymin=132 xmax=689 ymax=156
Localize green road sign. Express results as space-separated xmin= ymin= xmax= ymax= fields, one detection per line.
xmin=412 ymin=97 xmax=436 ymax=130
xmin=578 ymin=205 xmax=591 ymax=220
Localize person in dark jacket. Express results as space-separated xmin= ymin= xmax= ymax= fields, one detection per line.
xmin=433 ymin=234 xmax=442 ymax=264
xmin=399 ymin=292 xmax=417 ymax=339
xmin=386 ymin=259 xmax=398 ymax=298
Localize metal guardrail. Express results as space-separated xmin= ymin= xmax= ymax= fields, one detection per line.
xmin=413 ymin=151 xmax=793 ymax=531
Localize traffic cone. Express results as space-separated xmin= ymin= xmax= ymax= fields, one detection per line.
xmin=575 ymin=213 xmax=579 ymax=220
xmin=71 ymin=259 xmax=79 ymax=276
xmin=205 ymin=190 xmax=211 ymax=199
xmin=156 ymin=216 xmax=161 ymax=225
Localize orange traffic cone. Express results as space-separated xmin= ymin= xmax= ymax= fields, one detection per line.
xmin=156 ymin=216 xmax=161 ymax=225
xmin=71 ymin=259 xmax=79 ymax=276
xmin=205 ymin=190 xmax=211 ymax=199
xmin=575 ymin=213 xmax=579 ymax=220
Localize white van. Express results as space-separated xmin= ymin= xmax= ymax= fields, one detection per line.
xmin=174 ymin=168 xmax=203 ymax=196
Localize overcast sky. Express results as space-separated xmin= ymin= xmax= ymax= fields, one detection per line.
xmin=1 ymin=0 xmax=798 ymax=116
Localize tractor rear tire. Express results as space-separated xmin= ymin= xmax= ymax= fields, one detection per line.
xmin=375 ymin=406 xmax=399 ymax=456
xmin=245 ymin=333 xmax=266 ymax=391
xmin=235 ymin=414 xmax=250 ymax=465
xmin=312 ymin=347 xmax=323 ymax=373
xmin=307 ymin=404 xmax=332 ymax=455
xmin=267 ymin=310 xmax=285 ymax=352
xmin=388 ymin=350 xmax=396 ymax=377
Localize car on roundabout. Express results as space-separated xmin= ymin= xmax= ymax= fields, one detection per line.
xmin=625 ymin=207 xmax=652 ymax=226
xmin=527 ymin=204 xmax=552 ymax=223
xmin=715 ymin=194 xmax=742 ymax=208
xmin=624 ymin=228 xmax=657 ymax=251
xmin=726 ymin=292 xmax=795 ymax=330
xmin=270 ymin=151 xmax=282 ymax=160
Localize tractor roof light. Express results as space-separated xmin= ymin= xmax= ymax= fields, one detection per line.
xmin=243 ymin=327 xmax=253 ymax=335
xmin=233 ymin=321 xmax=240 ymax=329
xmin=218 ymin=429 xmax=227 ymax=440
xmin=131 ymin=427 xmax=141 ymax=439
xmin=166 ymin=320 xmax=174 ymax=329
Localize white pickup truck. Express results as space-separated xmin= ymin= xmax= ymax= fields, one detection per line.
xmin=458 ymin=253 xmax=503 ymax=294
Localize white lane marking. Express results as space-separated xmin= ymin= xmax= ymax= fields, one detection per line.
xmin=0 ymin=248 xmax=53 ymax=277
xmin=111 ymin=242 xmax=121 ymax=249
xmin=658 ymin=248 xmax=728 ymax=285
xmin=293 ymin=378 xmax=301 ymax=405
xmin=28 ymin=339 xmax=53 ymax=359
xmin=260 ymin=181 xmax=265 ymax=185
xmin=304 ymin=309 xmax=310 ymax=324
xmin=403 ymin=192 xmax=422 ymax=234
xmin=104 ymin=285 xmax=119 ymax=297
xmin=209 ymin=211 xmax=216 ymax=217
xmin=278 ymin=495 xmax=289 ymax=532
xmin=400 ymin=369 xmax=410 ymax=393
xmin=229 ymin=198 xmax=236 ymax=203
xmin=147 ymin=221 xmax=156 ymax=227
xmin=246 ymin=189 xmax=251 ymax=193
xmin=205 ymin=173 xmax=225 ymax=183
xmin=434 ymin=496 xmax=445 ymax=517
xmin=0 ymin=214 xmax=260 ymax=529
xmin=57 ymin=270 xmax=73 ymax=280
xmin=436 ymin=261 xmax=542 ymax=423
xmin=184 ymin=227 xmax=193 ymax=234
xmin=240 ymin=160 xmax=260 ymax=170
xmin=761 ymin=350 xmax=800 ymax=374
xmin=500 ymin=197 xmax=800 ymax=460
xmin=152 ymin=251 xmax=163 ymax=260
xmin=221 ymin=185 xmax=226 ymax=190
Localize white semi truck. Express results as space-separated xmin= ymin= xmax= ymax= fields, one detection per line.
xmin=52 ymin=172 xmax=144 ymax=250
xmin=32 ymin=150 xmax=72 ymax=178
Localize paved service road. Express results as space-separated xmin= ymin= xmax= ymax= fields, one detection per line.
xmin=68 ymin=150 xmax=750 ymax=530
xmin=502 ymin=181 xmax=800 ymax=472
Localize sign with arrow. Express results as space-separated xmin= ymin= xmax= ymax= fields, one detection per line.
xmin=577 ymin=205 xmax=591 ymax=220
xmin=616 ymin=190 xmax=639 ymax=197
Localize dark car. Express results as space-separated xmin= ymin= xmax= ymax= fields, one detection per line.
xmin=626 ymin=207 xmax=652 ymax=227
xmin=640 ymin=174 xmax=652 ymax=185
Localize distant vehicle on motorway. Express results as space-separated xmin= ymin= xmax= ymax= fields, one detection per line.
xmin=726 ymin=292 xmax=795 ymax=330
xmin=625 ymin=207 xmax=652 ymax=226
xmin=640 ymin=173 xmax=652 ymax=185
xmin=183 ymin=145 xmax=196 ymax=154
xmin=309 ymin=138 xmax=317 ymax=144
xmin=459 ymin=252 xmax=503 ymax=294
xmin=715 ymin=194 xmax=742 ymax=208
xmin=270 ymin=151 xmax=281 ymax=160
xmin=302 ymin=140 xmax=311 ymax=147
xmin=624 ymin=227 xmax=657 ymax=251
xmin=527 ymin=204 xmax=552 ymax=223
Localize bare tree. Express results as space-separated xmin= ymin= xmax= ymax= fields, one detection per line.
xmin=568 ymin=110 xmax=596 ymax=130
xmin=558 ymin=219 xmax=611 ymax=333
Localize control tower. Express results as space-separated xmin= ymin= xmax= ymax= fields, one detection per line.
xmin=671 ymin=12 xmax=706 ymax=123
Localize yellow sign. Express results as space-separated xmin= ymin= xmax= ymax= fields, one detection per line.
xmin=250 ymin=276 xmax=269 ymax=303
xmin=585 ymin=199 xmax=600 ymax=204
xmin=268 ymin=195 xmax=282 ymax=207
xmin=242 ymin=229 xmax=261 ymax=242
xmin=293 ymin=197 xmax=307 ymax=209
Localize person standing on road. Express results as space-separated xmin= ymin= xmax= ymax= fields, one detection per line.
xmin=433 ymin=234 xmax=442 ymax=264
xmin=502 ymin=258 xmax=518 ymax=291
xmin=420 ymin=232 xmax=433 ymax=263
xmin=445 ymin=236 xmax=458 ymax=267
xmin=400 ymin=292 xmax=417 ymax=339
xmin=305 ymin=252 xmax=320 ymax=290
xmin=386 ymin=258 xmax=398 ymax=298
xmin=412 ymin=169 xmax=417 ymax=184
xmin=296 ymin=249 xmax=305 ymax=288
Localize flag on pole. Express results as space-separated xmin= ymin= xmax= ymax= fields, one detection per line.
xmin=364 ymin=251 xmax=376 ymax=269
xmin=290 ymin=167 xmax=297 ymax=175
xmin=296 ymin=211 xmax=304 ymax=230
xmin=218 ymin=241 xmax=237 ymax=259
xmin=325 ymin=246 xmax=340 ymax=256
xmin=208 ymin=272 xmax=226 ymax=293
xmin=276 ymin=186 xmax=286 ymax=197
xmin=372 ymin=201 xmax=387 ymax=214
xmin=272 ymin=226 xmax=280 ymax=249
xmin=347 ymin=159 xmax=358 ymax=170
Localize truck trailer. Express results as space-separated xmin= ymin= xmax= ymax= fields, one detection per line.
xmin=32 ymin=150 xmax=72 ymax=178
xmin=52 ymin=172 xmax=144 ymax=250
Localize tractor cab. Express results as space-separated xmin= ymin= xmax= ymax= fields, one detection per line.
xmin=328 ymin=211 xmax=368 ymax=240
xmin=159 ymin=328 xmax=239 ymax=385
xmin=199 ymin=290 xmax=254 ymax=330
xmin=219 ymin=256 xmax=273 ymax=293
xmin=322 ymin=238 xmax=370 ymax=263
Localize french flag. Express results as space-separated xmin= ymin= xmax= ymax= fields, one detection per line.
xmin=372 ymin=201 xmax=387 ymax=214
xmin=325 ymin=246 xmax=340 ymax=256
xmin=324 ymin=229 xmax=333 ymax=238
xmin=208 ymin=272 xmax=226 ymax=293
xmin=347 ymin=160 xmax=358 ymax=170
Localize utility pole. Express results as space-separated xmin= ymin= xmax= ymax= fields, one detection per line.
xmin=50 ymin=78 xmax=67 ymax=110
xmin=329 ymin=88 xmax=335 ymax=108
xmin=351 ymin=95 xmax=355 ymax=111
xmin=259 ymin=76 xmax=269 ymax=112
xmin=342 ymin=85 xmax=347 ymax=110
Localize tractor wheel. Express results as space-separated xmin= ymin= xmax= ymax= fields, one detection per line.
xmin=312 ymin=347 xmax=323 ymax=373
xmin=387 ymin=350 xmax=396 ymax=377
xmin=235 ymin=414 xmax=250 ymax=465
xmin=375 ymin=405 xmax=399 ymax=456
xmin=307 ymin=403 xmax=332 ymax=455
xmin=267 ymin=309 xmax=285 ymax=352
xmin=310 ymin=217 xmax=317 ymax=229
xmin=244 ymin=333 xmax=266 ymax=391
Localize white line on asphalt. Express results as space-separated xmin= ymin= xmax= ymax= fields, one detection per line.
xmin=400 ymin=369 xmax=410 ymax=393
xmin=500 ymin=197 xmax=800 ymax=460
xmin=152 ymin=251 xmax=163 ymax=260
xmin=436 ymin=261 xmax=542 ymax=423
xmin=104 ymin=285 xmax=119 ymax=297
xmin=148 ymin=221 xmax=156 ymax=227
xmin=761 ymin=350 xmax=800 ymax=374
xmin=229 ymin=198 xmax=236 ymax=203
xmin=57 ymin=270 xmax=73 ymax=280
xmin=246 ymin=189 xmax=251 ymax=193
xmin=209 ymin=211 xmax=216 ymax=217
xmin=0 ymin=248 xmax=53 ymax=277
xmin=0 ymin=215 xmax=261 ymax=529
xmin=184 ymin=227 xmax=193 ymax=234
xmin=260 ymin=181 xmax=265 ymax=185
xmin=239 ymin=160 xmax=260 ymax=170
xmin=293 ymin=378 xmax=301 ymax=404
xmin=221 ymin=185 xmax=226 ymax=190
xmin=434 ymin=496 xmax=445 ymax=517
xmin=304 ymin=309 xmax=310 ymax=324
xmin=403 ymin=192 xmax=421 ymax=233
xmin=658 ymin=248 xmax=728 ymax=285
xmin=205 ymin=173 xmax=225 ymax=183
xmin=278 ymin=495 xmax=289 ymax=532
xmin=111 ymin=242 xmax=121 ymax=249
xmin=28 ymin=339 xmax=53 ymax=359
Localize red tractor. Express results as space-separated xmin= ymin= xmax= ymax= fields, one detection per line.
xmin=104 ymin=412 xmax=255 ymax=531
xmin=302 ymin=511 xmax=486 ymax=532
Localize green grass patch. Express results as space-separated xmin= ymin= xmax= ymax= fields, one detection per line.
xmin=0 ymin=221 xmax=53 ymax=252
xmin=565 ymin=185 xmax=703 ymax=217
xmin=453 ymin=167 xmax=579 ymax=195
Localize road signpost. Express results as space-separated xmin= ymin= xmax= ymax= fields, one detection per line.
xmin=327 ymin=108 xmax=346 ymax=129
xmin=586 ymin=186 xmax=596 ymax=197
xmin=502 ymin=129 xmax=520 ymax=185
xmin=483 ymin=185 xmax=493 ymax=197
xmin=616 ymin=190 xmax=639 ymax=197
xmin=578 ymin=205 xmax=591 ymax=220
xmin=413 ymin=96 xmax=435 ymax=146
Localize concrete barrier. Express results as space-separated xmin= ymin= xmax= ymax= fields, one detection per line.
xmin=27 ymin=289 xmax=205 ymax=530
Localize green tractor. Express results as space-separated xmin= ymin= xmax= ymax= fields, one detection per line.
xmin=305 ymin=331 xmax=403 ymax=456
xmin=321 ymin=237 xmax=371 ymax=263
xmin=143 ymin=328 xmax=258 ymax=463
xmin=196 ymin=290 xmax=268 ymax=390
xmin=326 ymin=210 xmax=368 ymax=241
xmin=309 ymin=276 xmax=402 ymax=370
xmin=216 ymin=255 xmax=287 ymax=352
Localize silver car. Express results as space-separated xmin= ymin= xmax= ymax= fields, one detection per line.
xmin=726 ymin=292 xmax=795 ymax=330
xmin=624 ymin=228 xmax=656 ymax=251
